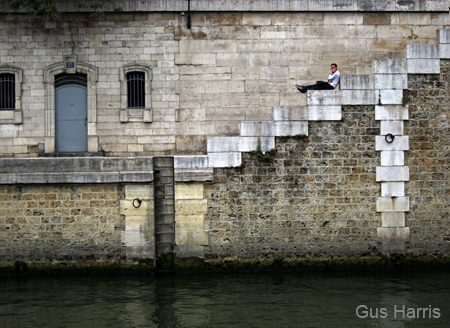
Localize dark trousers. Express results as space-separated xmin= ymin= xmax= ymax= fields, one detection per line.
xmin=303 ymin=81 xmax=335 ymax=91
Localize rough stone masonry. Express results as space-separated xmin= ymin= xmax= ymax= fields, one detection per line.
xmin=0 ymin=0 xmax=449 ymax=265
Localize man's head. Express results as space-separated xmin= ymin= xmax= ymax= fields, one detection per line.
xmin=331 ymin=63 xmax=338 ymax=73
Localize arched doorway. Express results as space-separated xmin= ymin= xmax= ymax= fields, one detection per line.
xmin=55 ymin=73 xmax=88 ymax=152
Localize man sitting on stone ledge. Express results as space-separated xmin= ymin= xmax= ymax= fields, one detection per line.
xmin=296 ymin=63 xmax=340 ymax=93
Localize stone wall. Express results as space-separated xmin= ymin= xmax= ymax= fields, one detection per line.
xmin=404 ymin=60 xmax=450 ymax=254
xmin=204 ymin=106 xmax=381 ymax=258
xmin=0 ymin=184 xmax=125 ymax=263
xmin=0 ymin=10 xmax=448 ymax=156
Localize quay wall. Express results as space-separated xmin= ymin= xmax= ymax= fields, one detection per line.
xmin=0 ymin=1 xmax=448 ymax=265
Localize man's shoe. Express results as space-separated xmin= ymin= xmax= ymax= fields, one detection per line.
xmin=296 ymin=84 xmax=304 ymax=91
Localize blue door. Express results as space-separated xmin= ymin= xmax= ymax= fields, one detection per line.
xmin=55 ymin=74 xmax=88 ymax=152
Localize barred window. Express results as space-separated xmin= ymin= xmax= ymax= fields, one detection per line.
xmin=127 ymin=72 xmax=145 ymax=108
xmin=0 ymin=74 xmax=15 ymax=110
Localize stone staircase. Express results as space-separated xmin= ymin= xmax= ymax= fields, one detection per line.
xmin=175 ymin=29 xmax=450 ymax=254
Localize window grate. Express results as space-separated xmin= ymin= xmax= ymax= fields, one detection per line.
xmin=127 ymin=72 xmax=145 ymax=108
xmin=0 ymin=74 xmax=15 ymax=110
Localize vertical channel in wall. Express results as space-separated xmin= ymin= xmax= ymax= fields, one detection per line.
xmin=153 ymin=157 xmax=175 ymax=273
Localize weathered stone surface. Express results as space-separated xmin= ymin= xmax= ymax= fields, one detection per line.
xmin=377 ymin=227 xmax=410 ymax=242
xmin=381 ymin=182 xmax=405 ymax=197
xmin=340 ymin=74 xmax=374 ymax=90
xmin=240 ymin=121 xmax=308 ymax=136
xmin=381 ymin=212 xmax=405 ymax=227
xmin=207 ymin=137 xmax=275 ymax=152
xmin=376 ymin=196 xmax=410 ymax=212
xmin=380 ymin=121 xmax=404 ymax=135
xmin=380 ymin=151 xmax=405 ymax=166
xmin=376 ymin=166 xmax=410 ymax=181
xmin=374 ymin=74 xmax=408 ymax=90
xmin=207 ymin=152 xmax=242 ymax=167
xmin=375 ymin=135 xmax=409 ymax=151
xmin=375 ymin=105 xmax=409 ymax=120
xmin=405 ymin=44 xmax=439 ymax=58
xmin=308 ymin=106 xmax=342 ymax=121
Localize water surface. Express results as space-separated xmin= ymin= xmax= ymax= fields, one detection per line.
xmin=1 ymin=269 xmax=449 ymax=327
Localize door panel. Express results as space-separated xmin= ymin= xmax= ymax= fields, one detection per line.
xmin=55 ymin=74 xmax=87 ymax=152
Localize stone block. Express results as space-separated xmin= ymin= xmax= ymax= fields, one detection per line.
xmin=273 ymin=106 xmax=308 ymax=121
xmin=379 ymin=90 xmax=403 ymax=105
xmin=438 ymin=44 xmax=450 ymax=59
xmin=372 ymin=59 xmax=407 ymax=74
xmin=375 ymin=135 xmax=409 ymax=151
xmin=240 ymin=121 xmax=308 ymax=137
xmin=380 ymin=151 xmax=404 ymax=166
xmin=376 ymin=196 xmax=410 ymax=212
xmin=207 ymin=136 xmax=275 ymax=153
xmin=405 ymin=44 xmax=439 ymax=59
xmin=121 ymin=231 xmax=151 ymax=247
xmin=377 ymin=227 xmax=410 ymax=242
xmin=308 ymin=106 xmax=342 ymax=121
xmin=126 ymin=246 xmax=155 ymax=261
xmin=381 ymin=182 xmax=405 ymax=197
xmin=175 ymin=169 xmax=214 ymax=183
xmin=174 ymin=156 xmax=209 ymax=169
xmin=376 ymin=166 xmax=409 ymax=182
xmin=307 ymin=90 xmax=375 ymax=106
xmin=120 ymin=171 xmax=153 ymax=183
xmin=381 ymin=212 xmax=405 ymax=227
xmin=175 ymin=214 xmax=209 ymax=249
xmin=437 ymin=29 xmax=450 ymax=44
xmin=125 ymin=184 xmax=153 ymax=199
xmin=374 ymin=74 xmax=407 ymax=90
xmin=175 ymin=53 xmax=216 ymax=65
xmin=125 ymin=216 xmax=152 ymax=231
xmin=380 ymin=121 xmax=404 ymax=135
xmin=175 ymin=199 xmax=207 ymax=215
xmin=375 ymin=105 xmax=408 ymax=120
xmin=208 ymin=152 xmax=241 ymax=168
xmin=120 ymin=199 xmax=153 ymax=216
xmin=340 ymin=74 xmax=374 ymax=90
xmin=175 ymin=183 xmax=204 ymax=200
xmin=407 ymin=59 xmax=441 ymax=74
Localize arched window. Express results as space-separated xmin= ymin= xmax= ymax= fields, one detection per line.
xmin=0 ymin=74 xmax=15 ymax=110
xmin=127 ymin=71 xmax=145 ymax=108
xmin=0 ymin=65 xmax=23 ymax=124
xmin=120 ymin=64 xmax=152 ymax=122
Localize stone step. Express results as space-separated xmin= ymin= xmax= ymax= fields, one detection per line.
xmin=240 ymin=121 xmax=308 ymax=137
xmin=437 ymin=29 xmax=450 ymax=44
xmin=207 ymin=136 xmax=274 ymax=153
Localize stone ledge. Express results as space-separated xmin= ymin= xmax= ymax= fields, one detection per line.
xmin=207 ymin=136 xmax=275 ymax=152
xmin=307 ymin=90 xmax=376 ymax=106
xmin=0 ymin=157 xmax=154 ymax=173
xmin=241 ymin=121 xmax=308 ymax=136
xmin=207 ymin=152 xmax=242 ymax=168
